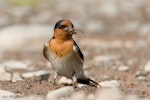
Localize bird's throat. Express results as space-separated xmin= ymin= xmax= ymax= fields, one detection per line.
xmin=49 ymin=39 xmax=73 ymax=57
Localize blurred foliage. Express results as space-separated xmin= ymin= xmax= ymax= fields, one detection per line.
xmin=6 ymin=0 xmax=52 ymax=7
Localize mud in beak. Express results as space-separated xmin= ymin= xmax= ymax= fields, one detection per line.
xmin=64 ymin=27 xmax=85 ymax=36
xmin=64 ymin=27 xmax=76 ymax=35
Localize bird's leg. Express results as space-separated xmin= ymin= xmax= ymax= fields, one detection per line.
xmin=72 ymin=76 xmax=77 ymax=88
xmin=53 ymin=72 xmax=58 ymax=85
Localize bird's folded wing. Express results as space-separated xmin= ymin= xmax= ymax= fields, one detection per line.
xmin=43 ymin=42 xmax=50 ymax=61
xmin=73 ymin=40 xmax=84 ymax=62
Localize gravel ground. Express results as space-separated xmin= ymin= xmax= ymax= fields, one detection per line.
xmin=0 ymin=34 xmax=150 ymax=100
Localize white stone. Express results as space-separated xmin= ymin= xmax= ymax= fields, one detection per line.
xmin=22 ymin=70 xmax=50 ymax=81
xmin=11 ymin=72 xmax=23 ymax=82
xmin=118 ymin=66 xmax=129 ymax=71
xmin=0 ymin=72 xmax=11 ymax=81
xmin=96 ymin=88 xmax=122 ymax=100
xmin=144 ymin=61 xmax=150 ymax=72
xmin=3 ymin=60 xmax=29 ymax=70
xmin=22 ymin=72 xmax=35 ymax=79
xmin=137 ymin=76 xmax=147 ymax=82
xmin=46 ymin=86 xmax=74 ymax=100
xmin=0 ymin=89 xmax=22 ymax=100
xmin=59 ymin=76 xmax=73 ymax=85
xmin=77 ymin=83 xmax=87 ymax=88
xmin=99 ymin=80 xmax=120 ymax=88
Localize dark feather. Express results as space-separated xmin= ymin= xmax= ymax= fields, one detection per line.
xmin=73 ymin=40 xmax=84 ymax=61
xmin=54 ymin=20 xmax=64 ymax=30
xmin=77 ymin=78 xmax=100 ymax=87
xmin=77 ymin=78 xmax=89 ymax=84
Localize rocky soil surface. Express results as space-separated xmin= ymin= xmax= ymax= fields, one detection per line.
xmin=0 ymin=0 xmax=150 ymax=100
xmin=0 ymin=33 xmax=150 ymax=100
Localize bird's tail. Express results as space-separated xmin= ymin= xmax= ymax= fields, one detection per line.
xmin=77 ymin=78 xmax=100 ymax=87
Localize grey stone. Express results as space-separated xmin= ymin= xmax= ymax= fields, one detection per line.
xmin=46 ymin=86 xmax=74 ymax=100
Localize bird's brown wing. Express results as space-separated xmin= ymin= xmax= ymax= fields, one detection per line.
xmin=43 ymin=42 xmax=50 ymax=61
xmin=73 ymin=40 xmax=84 ymax=62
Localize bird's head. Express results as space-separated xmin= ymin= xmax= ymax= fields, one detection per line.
xmin=54 ymin=19 xmax=75 ymax=40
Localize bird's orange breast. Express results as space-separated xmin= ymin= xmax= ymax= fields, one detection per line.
xmin=49 ymin=39 xmax=74 ymax=57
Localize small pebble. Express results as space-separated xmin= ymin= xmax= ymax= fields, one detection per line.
xmin=118 ymin=66 xmax=129 ymax=71
xmin=58 ymin=76 xmax=73 ymax=85
xmin=137 ymin=76 xmax=147 ymax=82
xmin=12 ymin=72 xmax=23 ymax=82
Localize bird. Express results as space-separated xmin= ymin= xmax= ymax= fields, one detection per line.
xmin=43 ymin=19 xmax=100 ymax=87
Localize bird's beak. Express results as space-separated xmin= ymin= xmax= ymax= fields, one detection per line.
xmin=64 ymin=27 xmax=76 ymax=35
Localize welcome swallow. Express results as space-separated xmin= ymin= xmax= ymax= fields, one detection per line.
xmin=43 ymin=19 xmax=100 ymax=87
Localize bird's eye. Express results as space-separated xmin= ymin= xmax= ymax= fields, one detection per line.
xmin=59 ymin=25 xmax=66 ymax=29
